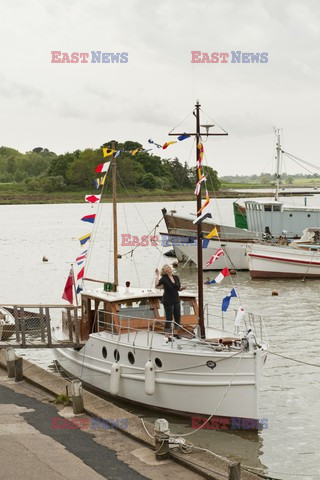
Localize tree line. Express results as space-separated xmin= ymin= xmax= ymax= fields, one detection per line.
xmin=0 ymin=141 xmax=220 ymax=193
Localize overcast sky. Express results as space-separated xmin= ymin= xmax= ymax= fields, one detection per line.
xmin=1 ymin=0 xmax=320 ymax=175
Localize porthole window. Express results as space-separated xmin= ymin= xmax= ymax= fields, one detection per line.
xmin=102 ymin=346 xmax=107 ymax=359
xmin=155 ymin=358 xmax=162 ymax=368
xmin=128 ymin=352 xmax=135 ymax=364
xmin=114 ymin=349 xmax=120 ymax=361
xmin=289 ymin=214 xmax=293 ymax=217
xmin=307 ymin=214 xmax=311 ymax=218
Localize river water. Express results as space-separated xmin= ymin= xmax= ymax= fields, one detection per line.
xmin=1 ymin=197 xmax=320 ymax=480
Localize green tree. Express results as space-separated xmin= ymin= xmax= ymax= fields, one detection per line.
xmin=140 ymin=173 xmax=157 ymax=190
xmin=66 ymin=149 xmax=101 ymax=187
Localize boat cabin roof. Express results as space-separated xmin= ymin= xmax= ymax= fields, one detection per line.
xmin=81 ymin=286 xmax=196 ymax=304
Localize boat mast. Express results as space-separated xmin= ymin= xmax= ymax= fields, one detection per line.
xmin=195 ymin=101 xmax=205 ymax=338
xmin=168 ymin=100 xmax=228 ymax=339
xmin=275 ymin=129 xmax=282 ymax=202
xmin=111 ymin=141 xmax=118 ymax=290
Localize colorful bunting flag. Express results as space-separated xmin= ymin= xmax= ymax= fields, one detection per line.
xmin=197 ymin=190 xmax=210 ymax=215
xmin=206 ymin=227 xmax=218 ymax=239
xmin=177 ymin=134 xmax=190 ymax=141
xmin=193 ymin=212 xmax=212 ymax=225
xmin=102 ymin=148 xmax=115 ymax=157
xmin=162 ymin=141 xmax=177 ymax=149
xmin=202 ymin=238 xmax=210 ymax=248
xmin=114 ymin=151 xmax=121 ymax=158
xmin=148 ymin=139 xmax=162 ymax=148
xmin=76 ymin=285 xmax=83 ymax=295
xmin=62 ymin=269 xmax=74 ymax=304
xmin=94 ymin=175 xmax=106 ymax=189
xmin=79 ymin=233 xmax=91 ymax=246
xmin=206 ymin=248 xmax=224 ymax=266
xmin=197 ymin=141 xmax=204 ymax=167
xmin=85 ymin=194 xmax=101 ymax=204
xmin=194 ymin=174 xmax=206 ymax=195
xmin=77 ymin=267 xmax=85 ymax=280
xmin=222 ymin=288 xmax=237 ymax=312
xmin=81 ymin=214 xmax=96 ymax=224
xmin=76 ymin=250 xmax=88 ymax=266
xmin=205 ymin=267 xmax=230 ymax=284
xmin=96 ymin=162 xmax=111 ymax=173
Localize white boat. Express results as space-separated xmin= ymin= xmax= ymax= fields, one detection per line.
xmin=53 ymin=101 xmax=268 ymax=422
xmin=162 ymin=209 xmax=260 ymax=270
xmin=234 ymin=129 xmax=320 ymax=237
xmin=247 ymin=228 xmax=320 ymax=279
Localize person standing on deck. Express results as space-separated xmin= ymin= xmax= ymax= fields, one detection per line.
xmin=155 ymin=264 xmax=186 ymax=340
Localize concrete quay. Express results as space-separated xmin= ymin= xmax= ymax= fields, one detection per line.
xmin=0 ymin=351 xmax=262 ymax=480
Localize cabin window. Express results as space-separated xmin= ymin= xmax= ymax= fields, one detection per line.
xmin=155 ymin=358 xmax=162 ymax=368
xmin=114 ymin=349 xmax=120 ymax=361
xmin=273 ymin=205 xmax=281 ymax=212
xmin=264 ymin=205 xmax=272 ymax=212
xmin=102 ymin=346 xmax=107 ymax=359
xmin=128 ymin=352 xmax=135 ymax=364
xmin=117 ymin=301 xmax=155 ymax=319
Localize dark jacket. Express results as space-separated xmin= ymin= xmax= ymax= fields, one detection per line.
xmin=158 ymin=274 xmax=181 ymax=306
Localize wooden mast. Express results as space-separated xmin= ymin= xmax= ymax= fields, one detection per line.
xmin=195 ymin=101 xmax=205 ymax=338
xmin=111 ymin=141 xmax=118 ymax=290
xmin=168 ymin=101 xmax=228 ymax=339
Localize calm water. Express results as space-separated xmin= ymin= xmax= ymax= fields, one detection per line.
xmin=1 ymin=198 xmax=320 ymax=480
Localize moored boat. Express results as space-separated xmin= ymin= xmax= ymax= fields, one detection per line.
xmin=53 ymin=101 xmax=269 ymax=422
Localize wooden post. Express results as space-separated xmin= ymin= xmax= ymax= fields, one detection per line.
xmin=15 ymin=356 xmax=23 ymax=382
xmin=71 ymin=379 xmax=84 ymax=414
xmin=13 ymin=306 xmax=20 ymax=342
xmin=5 ymin=347 xmax=15 ymax=378
xmin=67 ymin=309 xmax=73 ymax=341
xmin=20 ymin=314 xmax=26 ymax=348
xmin=74 ymin=308 xmax=80 ymax=345
xmin=228 ymin=462 xmax=241 ymax=480
xmin=39 ymin=307 xmax=46 ymax=343
xmin=45 ymin=307 xmax=52 ymax=347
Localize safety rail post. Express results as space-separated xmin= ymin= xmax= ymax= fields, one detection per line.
xmin=74 ymin=308 xmax=80 ymax=345
xmin=13 ymin=306 xmax=20 ymax=342
xmin=20 ymin=308 xmax=26 ymax=348
xmin=39 ymin=307 xmax=46 ymax=343
xmin=45 ymin=307 xmax=52 ymax=347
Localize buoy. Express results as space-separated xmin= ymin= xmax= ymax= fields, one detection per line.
xmin=271 ymin=290 xmax=278 ymax=296
xmin=145 ymin=360 xmax=155 ymax=395
xmin=110 ymin=362 xmax=120 ymax=395
xmin=42 ymin=256 xmax=48 ymax=262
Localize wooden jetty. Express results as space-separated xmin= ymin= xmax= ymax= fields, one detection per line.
xmin=0 ymin=304 xmax=85 ymax=349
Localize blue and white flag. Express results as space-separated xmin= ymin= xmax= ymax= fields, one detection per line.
xmin=222 ymin=288 xmax=237 ymax=312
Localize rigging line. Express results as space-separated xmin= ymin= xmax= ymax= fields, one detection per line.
xmin=282 ymin=153 xmax=315 ymax=176
xmin=268 ymin=350 xmax=320 ymax=368
xmin=171 ymin=136 xmax=196 ymax=213
xmin=282 ymin=150 xmax=320 ymax=172
xmin=120 ymin=215 xmax=164 ymax=257
xmin=167 ymin=110 xmax=194 ymax=135
xmin=199 ymin=107 xmax=228 ymax=135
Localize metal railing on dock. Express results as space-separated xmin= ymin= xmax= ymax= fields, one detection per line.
xmin=0 ymin=304 xmax=83 ymax=349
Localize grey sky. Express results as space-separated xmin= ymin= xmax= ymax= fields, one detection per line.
xmin=1 ymin=0 xmax=320 ymax=175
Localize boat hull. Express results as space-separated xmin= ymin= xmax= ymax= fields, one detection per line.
xmin=247 ymin=244 xmax=320 ymax=279
xmin=53 ymin=332 xmax=267 ymax=421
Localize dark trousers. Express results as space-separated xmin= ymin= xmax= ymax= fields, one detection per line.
xmin=164 ymin=302 xmax=181 ymax=333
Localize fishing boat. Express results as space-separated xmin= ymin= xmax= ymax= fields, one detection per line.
xmin=247 ymin=227 xmax=320 ymax=279
xmin=53 ymin=101 xmax=268 ymax=422
xmin=161 ymin=208 xmax=260 ymax=270
xmin=234 ymin=129 xmax=320 ymax=237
